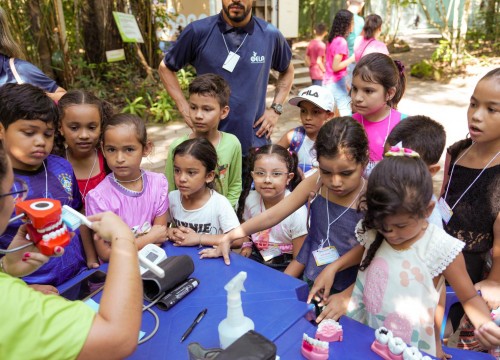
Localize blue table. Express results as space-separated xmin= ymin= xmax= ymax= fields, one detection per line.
xmin=60 ymin=243 xmax=310 ymax=360
xmin=275 ymin=316 xmax=493 ymax=359
xmin=60 ymin=244 xmax=494 ymax=360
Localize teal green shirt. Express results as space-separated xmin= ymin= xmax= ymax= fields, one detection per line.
xmin=166 ymin=132 xmax=242 ymax=208
xmin=347 ymin=13 xmax=365 ymax=56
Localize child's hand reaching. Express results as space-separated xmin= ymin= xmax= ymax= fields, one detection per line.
xmin=315 ymin=287 xmax=352 ymax=323
xmin=476 ymin=320 xmax=500 ymax=348
xmin=172 ymin=227 xmax=201 ymax=247
xmin=199 ymin=235 xmax=231 ymax=265
xmin=3 ymin=225 xmax=64 ymax=278
xmin=475 ymin=279 xmax=500 ymax=310
xmin=308 ymin=262 xmax=338 ymax=304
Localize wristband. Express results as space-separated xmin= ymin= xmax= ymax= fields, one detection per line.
xmin=242 ymin=241 xmax=253 ymax=249
xmin=0 ymin=257 xmax=5 ymax=273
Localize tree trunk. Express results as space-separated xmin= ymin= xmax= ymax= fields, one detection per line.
xmin=457 ymin=0 xmax=472 ymax=67
xmin=81 ymin=0 xmax=122 ymax=63
xmin=28 ymin=0 xmax=56 ymax=78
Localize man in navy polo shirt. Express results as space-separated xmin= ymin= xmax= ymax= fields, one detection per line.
xmin=158 ymin=0 xmax=294 ymax=156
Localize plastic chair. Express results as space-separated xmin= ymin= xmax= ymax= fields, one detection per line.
xmin=440 ymin=285 xmax=460 ymax=339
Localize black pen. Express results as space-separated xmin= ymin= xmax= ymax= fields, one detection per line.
xmin=180 ymin=308 xmax=207 ymax=342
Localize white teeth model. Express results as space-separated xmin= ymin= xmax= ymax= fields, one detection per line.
xmin=318 ymin=319 xmax=342 ymax=330
xmin=375 ymin=327 xmax=393 ymax=345
xmin=42 ymin=234 xmax=49 ymax=242
xmin=403 ymin=346 xmax=422 ymax=360
xmin=388 ymin=336 xmax=406 ymax=355
xmin=421 ymin=356 xmax=432 ymax=360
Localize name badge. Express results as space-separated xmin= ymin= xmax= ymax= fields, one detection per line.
xmin=437 ymin=197 xmax=453 ymax=224
xmin=312 ymin=246 xmax=339 ymax=267
xmin=223 ymin=51 xmax=240 ymax=72
xmin=260 ymin=247 xmax=282 ymax=262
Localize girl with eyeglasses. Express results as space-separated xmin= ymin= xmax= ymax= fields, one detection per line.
xmin=201 ymin=118 xmax=368 ymax=310
xmin=236 ymin=144 xmax=306 ymax=271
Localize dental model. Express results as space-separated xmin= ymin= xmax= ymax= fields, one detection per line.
xmin=301 ymin=333 xmax=329 ymax=360
xmin=371 ymin=327 xmax=432 ymax=360
xmin=15 ymin=199 xmax=71 ymax=256
xmin=315 ymin=319 xmax=343 ymax=342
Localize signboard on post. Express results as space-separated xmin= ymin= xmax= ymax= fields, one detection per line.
xmin=112 ymin=12 xmax=144 ymax=43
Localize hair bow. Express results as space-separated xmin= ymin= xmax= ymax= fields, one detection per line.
xmin=394 ymin=60 xmax=405 ymax=76
xmin=385 ymin=146 xmax=420 ymax=158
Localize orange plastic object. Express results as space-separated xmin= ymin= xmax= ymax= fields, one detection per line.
xmin=15 ymin=199 xmax=70 ymax=256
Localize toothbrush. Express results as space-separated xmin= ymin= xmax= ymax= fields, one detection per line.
xmin=62 ymin=205 xmax=92 ymax=229
xmin=62 ymin=205 xmax=165 ymax=278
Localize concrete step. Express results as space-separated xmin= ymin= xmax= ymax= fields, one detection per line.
xmin=293 ymin=76 xmax=311 ymax=87
xmin=294 ymin=67 xmax=309 ymax=75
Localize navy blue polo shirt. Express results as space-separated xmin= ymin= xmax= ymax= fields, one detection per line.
xmin=164 ymin=13 xmax=292 ymax=155
xmin=0 ymin=54 xmax=59 ymax=92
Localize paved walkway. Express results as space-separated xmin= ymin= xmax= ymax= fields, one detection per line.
xmin=143 ymin=30 xmax=499 ymax=194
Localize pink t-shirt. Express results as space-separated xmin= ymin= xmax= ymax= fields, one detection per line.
xmin=353 ymin=37 xmax=389 ymax=62
xmin=86 ymin=170 xmax=169 ymax=232
xmin=306 ymin=39 xmax=326 ymax=80
xmin=353 ymin=109 xmax=403 ymax=162
xmin=324 ymin=36 xmax=349 ymax=84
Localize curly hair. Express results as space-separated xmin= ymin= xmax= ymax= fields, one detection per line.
xmin=237 ymin=144 xmax=301 ymax=221
xmin=327 ymin=9 xmax=353 ymax=42
xmin=358 ymin=156 xmax=433 ymax=271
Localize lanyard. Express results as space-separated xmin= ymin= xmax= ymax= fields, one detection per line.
xmin=444 ymin=142 xmax=500 ymax=210
xmin=319 ymin=178 xmax=365 ymax=249
xmin=221 ymin=32 xmax=248 ymax=55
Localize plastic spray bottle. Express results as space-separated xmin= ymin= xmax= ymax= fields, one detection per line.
xmin=218 ymin=271 xmax=255 ymax=349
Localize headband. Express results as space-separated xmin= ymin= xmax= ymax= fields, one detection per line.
xmin=385 ymin=146 xmax=420 ymax=158
xmin=394 ymin=60 xmax=405 ymax=76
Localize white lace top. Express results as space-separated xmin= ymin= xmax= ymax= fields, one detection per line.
xmin=347 ymin=221 xmax=464 ymax=356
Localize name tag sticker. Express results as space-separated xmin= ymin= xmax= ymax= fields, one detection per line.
xmin=437 ymin=197 xmax=453 ymax=224
xmin=313 ymin=246 xmax=339 ymax=267
xmin=223 ymin=51 xmax=240 ymax=72
xmin=260 ymin=247 xmax=282 ymax=262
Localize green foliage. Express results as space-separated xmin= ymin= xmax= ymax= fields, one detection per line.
xmin=431 ymin=40 xmax=453 ymax=63
xmin=147 ymin=91 xmax=176 ymax=123
xmin=122 ymin=97 xmax=148 ymax=117
xmin=410 ymin=60 xmax=442 ymax=81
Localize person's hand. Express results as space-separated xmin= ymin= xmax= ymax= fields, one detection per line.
xmin=87 ymin=212 xmax=132 ymax=243
xmin=147 ymin=225 xmax=168 ymax=244
xmin=28 ymin=283 xmax=59 ymax=295
xmin=240 ymin=247 xmax=252 ymax=257
xmin=476 ymin=320 xmax=500 ymax=348
xmin=199 ymin=235 xmax=231 ymax=265
xmin=254 ymin=108 xmax=280 ymax=138
xmin=3 ymin=225 xmax=64 ymax=277
xmin=435 ymin=338 xmax=452 ymax=360
xmin=87 ymin=260 xmax=100 ymax=269
xmin=475 ymin=279 xmax=500 ymax=309
xmin=315 ymin=290 xmax=351 ymax=323
xmin=168 ymin=226 xmax=191 ymax=243
xmin=172 ymin=227 xmax=200 ymax=247
xmin=307 ymin=262 xmax=338 ymax=304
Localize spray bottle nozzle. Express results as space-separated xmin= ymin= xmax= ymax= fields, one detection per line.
xmin=224 ymin=271 xmax=247 ymax=293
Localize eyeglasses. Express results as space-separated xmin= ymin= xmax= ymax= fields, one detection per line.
xmin=251 ymin=171 xmax=290 ymax=181
xmin=0 ymin=179 xmax=28 ymax=202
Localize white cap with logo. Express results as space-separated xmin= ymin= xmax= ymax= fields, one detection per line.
xmin=288 ymin=85 xmax=335 ymax=112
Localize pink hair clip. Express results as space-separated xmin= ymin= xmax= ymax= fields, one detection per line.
xmin=385 ymin=147 xmax=420 ymax=158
